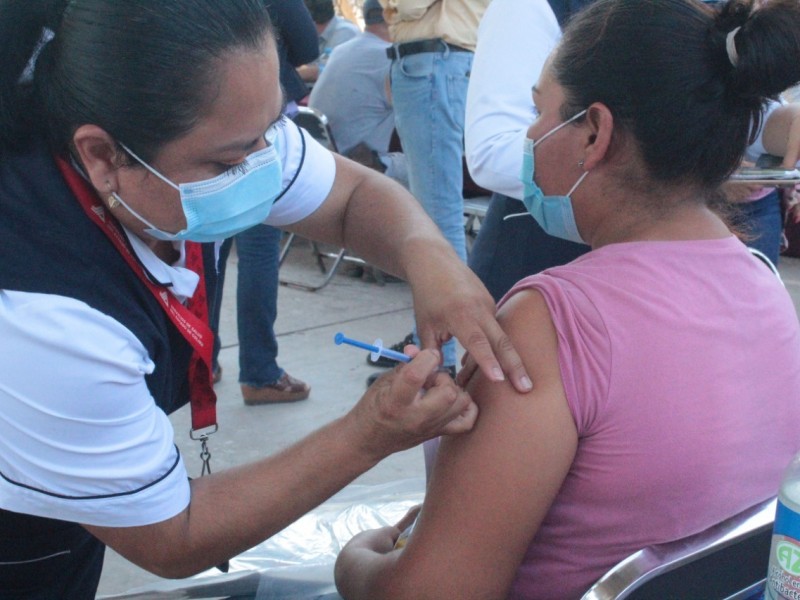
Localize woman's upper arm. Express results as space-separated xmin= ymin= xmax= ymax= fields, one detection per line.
xmin=762 ymin=103 xmax=800 ymax=167
xmin=385 ymin=289 xmax=578 ymax=599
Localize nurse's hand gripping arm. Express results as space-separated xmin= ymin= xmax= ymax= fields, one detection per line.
xmin=84 ymin=348 xmax=477 ymax=578
xmin=288 ymin=154 xmax=533 ymax=393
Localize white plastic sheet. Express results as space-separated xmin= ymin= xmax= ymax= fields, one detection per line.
xmin=99 ymin=477 xmax=425 ymax=600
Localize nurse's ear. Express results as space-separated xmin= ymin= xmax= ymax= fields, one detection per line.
xmin=71 ymin=125 xmax=125 ymax=196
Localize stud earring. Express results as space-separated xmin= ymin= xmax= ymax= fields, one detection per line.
xmin=106 ymin=181 xmax=119 ymax=209
xmin=578 ymin=160 xmax=585 ymax=168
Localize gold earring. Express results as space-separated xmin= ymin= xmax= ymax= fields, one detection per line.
xmin=108 ymin=194 xmax=120 ymax=209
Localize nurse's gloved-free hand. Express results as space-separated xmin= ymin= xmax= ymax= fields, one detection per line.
xmin=408 ymin=256 xmax=532 ymax=394
xmin=350 ymin=348 xmax=478 ymax=459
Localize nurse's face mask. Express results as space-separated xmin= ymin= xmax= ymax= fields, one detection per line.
xmin=111 ymin=127 xmax=283 ymax=243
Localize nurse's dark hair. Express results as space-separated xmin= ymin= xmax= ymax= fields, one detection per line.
xmin=0 ymin=0 xmax=273 ymax=161
xmin=552 ymin=0 xmax=800 ymax=189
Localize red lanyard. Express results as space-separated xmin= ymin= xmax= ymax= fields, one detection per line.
xmin=54 ymin=157 xmax=217 ymax=433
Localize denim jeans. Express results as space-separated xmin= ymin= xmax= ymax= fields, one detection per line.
xmin=390 ymin=46 xmax=473 ymax=366
xmin=733 ymin=189 xmax=783 ymax=266
xmin=469 ymin=193 xmax=590 ymax=302
xmin=213 ymin=225 xmax=284 ymax=386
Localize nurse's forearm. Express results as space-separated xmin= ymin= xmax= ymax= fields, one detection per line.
xmin=83 ymin=350 xmax=474 ymax=578
xmin=86 ymin=413 xmax=382 ymax=578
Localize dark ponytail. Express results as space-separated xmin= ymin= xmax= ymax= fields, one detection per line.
xmin=0 ymin=0 xmax=273 ymax=160
xmin=552 ymin=0 xmax=800 ymax=189
xmin=715 ymin=0 xmax=800 ymax=103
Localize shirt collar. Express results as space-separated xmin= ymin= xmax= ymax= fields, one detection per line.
xmin=122 ymin=227 xmax=200 ymax=304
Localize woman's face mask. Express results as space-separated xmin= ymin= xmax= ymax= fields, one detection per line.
xmin=111 ymin=127 xmax=284 ymax=243
xmin=520 ymin=109 xmax=588 ymax=244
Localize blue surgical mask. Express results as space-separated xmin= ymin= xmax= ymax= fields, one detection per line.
xmin=111 ymin=126 xmax=284 ymax=243
xmin=519 ymin=109 xmax=588 ymax=244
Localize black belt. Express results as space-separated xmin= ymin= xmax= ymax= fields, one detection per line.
xmin=386 ymin=38 xmax=471 ymax=60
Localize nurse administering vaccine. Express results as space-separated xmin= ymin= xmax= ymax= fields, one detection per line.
xmin=0 ymin=1 xmax=532 ymax=596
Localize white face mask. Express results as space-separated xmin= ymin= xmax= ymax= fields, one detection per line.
xmin=112 ymin=126 xmax=284 ymax=243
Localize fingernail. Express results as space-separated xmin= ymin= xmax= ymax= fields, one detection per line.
xmin=492 ymin=367 xmax=504 ymax=381
xmin=520 ymin=376 xmax=533 ymax=391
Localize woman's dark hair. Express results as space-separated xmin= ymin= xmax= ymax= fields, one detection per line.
xmin=0 ymin=0 xmax=273 ymax=161
xmin=552 ymin=0 xmax=800 ymax=189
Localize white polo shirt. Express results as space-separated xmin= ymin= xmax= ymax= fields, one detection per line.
xmin=0 ymin=120 xmax=335 ymax=527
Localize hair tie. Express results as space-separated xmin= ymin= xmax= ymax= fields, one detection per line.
xmin=726 ymin=26 xmax=741 ymax=67
xmin=18 ymin=28 xmax=55 ymax=84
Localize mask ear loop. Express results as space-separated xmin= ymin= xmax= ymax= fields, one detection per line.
xmin=111 ymin=143 xmax=184 ymax=235
xmin=566 ymin=170 xmax=589 ymax=196
xmin=507 ymin=159 xmax=590 ymax=222
xmin=109 ymin=191 xmax=165 ymax=233
xmin=117 ymin=142 xmax=180 ymax=191
xmin=532 ymin=109 xmax=588 ymax=150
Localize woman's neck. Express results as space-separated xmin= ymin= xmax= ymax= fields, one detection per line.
xmin=584 ymin=187 xmax=732 ymax=249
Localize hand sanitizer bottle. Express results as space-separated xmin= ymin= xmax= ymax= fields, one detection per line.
xmin=766 ymin=452 xmax=800 ymax=599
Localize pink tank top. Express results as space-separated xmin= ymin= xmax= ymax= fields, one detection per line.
xmin=501 ymin=236 xmax=800 ymax=599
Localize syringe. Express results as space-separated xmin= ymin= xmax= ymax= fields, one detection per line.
xmin=334 ymin=332 xmax=411 ymax=364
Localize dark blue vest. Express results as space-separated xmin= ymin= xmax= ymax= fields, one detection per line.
xmin=0 ymin=142 xmax=205 ymax=598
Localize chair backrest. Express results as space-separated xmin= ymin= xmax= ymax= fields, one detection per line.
xmin=748 ymin=247 xmax=782 ymax=282
xmin=292 ymin=106 xmax=337 ymax=153
xmin=581 ymin=497 xmax=776 ymax=600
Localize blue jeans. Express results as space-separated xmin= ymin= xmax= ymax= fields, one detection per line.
xmin=213 ymin=225 xmax=284 ymax=386
xmin=733 ymin=189 xmax=783 ymax=266
xmin=469 ymin=193 xmax=590 ymax=302
xmin=390 ymin=46 xmax=472 ymax=366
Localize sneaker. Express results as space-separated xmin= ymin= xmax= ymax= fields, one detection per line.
xmin=366 ymin=333 xmax=416 ymax=368
xmin=242 ymin=373 xmax=310 ymax=405
xmin=366 ymin=365 xmax=456 ymax=388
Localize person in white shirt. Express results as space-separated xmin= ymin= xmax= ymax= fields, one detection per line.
xmin=465 ymin=0 xmax=590 ymax=301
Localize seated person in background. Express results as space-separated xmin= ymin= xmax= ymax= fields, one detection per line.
xmin=737 ymin=101 xmax=800 ymax=263
xmin=334 ymin=1 xmax=800 ymax=598
xmin=722 ymin=99 xmax=800 ymax=267
xmin=298 ymin=0 xmax=360 ymax=84
xmin=309 ymin=0 xmax=408 ymax=187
